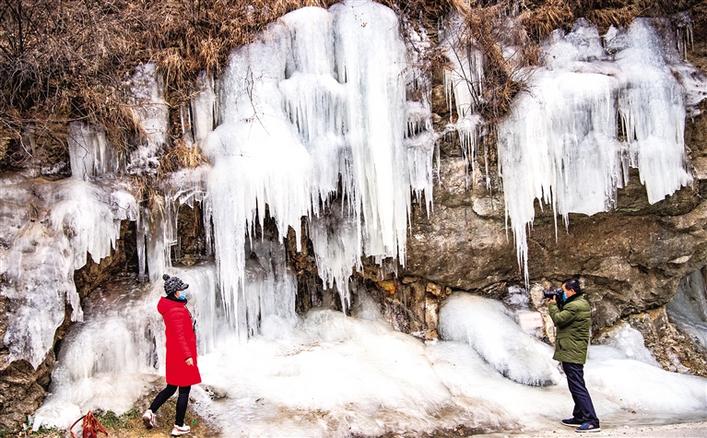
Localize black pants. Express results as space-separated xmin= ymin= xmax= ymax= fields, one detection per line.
xmin=149 ymin=385 xmax=191 ymax=427
xmin=562 ymin=362 xmax=599 ymax=426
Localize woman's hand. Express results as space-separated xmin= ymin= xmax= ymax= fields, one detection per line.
xmin=185 ymin=357 xmax=194 ymax=366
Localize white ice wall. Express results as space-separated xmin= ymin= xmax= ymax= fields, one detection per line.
xmin=445 ymin=18 xmax=699 ymax=283
xmin=201 ymin=0 xmax=436 ymax=333
xmin=1 ymin=177 xmax=137 ymax=368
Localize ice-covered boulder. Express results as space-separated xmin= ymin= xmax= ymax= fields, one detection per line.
xmin=438 ymin=293 xmax=561 ymax=386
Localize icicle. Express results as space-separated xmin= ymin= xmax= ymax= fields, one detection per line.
xmin=310 ymin=212 xmax=361 ymax=312
xmin=191 ymin=72 xmax=217 ymax=146
xmin=68 ymin=122 xmax=120 ymax=180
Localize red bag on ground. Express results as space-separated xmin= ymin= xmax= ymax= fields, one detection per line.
xmin=69 ymin=411 xmax=108 ymax=438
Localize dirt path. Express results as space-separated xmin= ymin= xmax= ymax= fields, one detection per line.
xmin=480 ymin=421 xmax=707 ymax=437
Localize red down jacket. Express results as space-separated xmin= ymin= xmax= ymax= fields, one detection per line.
xmin=157 ymin=297 xmax=202 ymax=386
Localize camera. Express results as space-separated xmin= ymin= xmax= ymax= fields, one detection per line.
xmin=543 ymin=287 xmax=563 ymax=301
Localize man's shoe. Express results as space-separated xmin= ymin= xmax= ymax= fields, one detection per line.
xmin=142 ymin=409 xmax=157 ymax=429
xmin=171 ymin=424 xmax=191 ymax=436
xmin=576 ymin=422 xmax=601 ymax=433
xmin=561 ymin=418 xmax=583 ymax=428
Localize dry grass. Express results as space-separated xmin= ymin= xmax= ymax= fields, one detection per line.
xmin=159 ymin=139 xmax=207 ymax=174
xmin=0 ymin=0 xmax=701 ymax=171
xmin=519 ymin=0 xmax=574 ymax=40
xmin=524 ymin=0 xmax=704 ymax=37
xmin=0 ymin=0 xmax=342 ymax=169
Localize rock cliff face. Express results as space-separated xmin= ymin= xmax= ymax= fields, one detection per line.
xmin=1 ymin=1 xmax=707 ymax=435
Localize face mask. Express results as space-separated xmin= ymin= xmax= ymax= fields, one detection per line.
xmin=177 ymin=294 xmax=187 ymax=302
xmin=561 ymin=291 xmax=568 ymax=302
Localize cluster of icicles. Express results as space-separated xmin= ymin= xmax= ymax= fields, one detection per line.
xmin=444 ymin=17 xmax=701 ymax=283
xmin=3 ymin=1 xmax=703 ymax=372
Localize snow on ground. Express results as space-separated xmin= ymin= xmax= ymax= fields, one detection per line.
xmin=33 ymin=285 xmax=707 ymax=436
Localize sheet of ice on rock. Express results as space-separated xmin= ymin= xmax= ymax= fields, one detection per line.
xmin=0 ymin=174 xmax=137 ymax=370
xmin=492 ymin=18 xmax=700 ymax=282
xmin=668 ymin=268 xmax=707 ymax=349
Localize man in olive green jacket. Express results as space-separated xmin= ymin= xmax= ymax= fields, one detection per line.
xmin=548 ymin=278 xmax=601 ymax=433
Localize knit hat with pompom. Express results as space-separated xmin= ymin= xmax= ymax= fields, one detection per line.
xmin=163 ymin=274 xmax=189 ymax=295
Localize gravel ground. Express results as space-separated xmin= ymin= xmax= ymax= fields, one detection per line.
xmin=480 ymin=421 xmax=707 ymax=437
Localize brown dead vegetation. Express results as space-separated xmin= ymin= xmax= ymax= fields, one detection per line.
xmin=447 ymin=0 xmax=703 ymax=125
xmin=0 ymin=0 xmax=702 ymax=172
xmin=159 ymin=138 xmax=206 ymax=174
xmin=518 ymin=0 xmax=704 ymax=39
xmin=0 ymin=0 xmax=341 ymax=169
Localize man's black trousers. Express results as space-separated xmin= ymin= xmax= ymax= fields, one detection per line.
xmin=562 ymin=362 xmax=600 ymax=426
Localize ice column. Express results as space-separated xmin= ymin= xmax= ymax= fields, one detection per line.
xmin=127 ymin=63 xmax=169 ymax=175
xmin=203 ymin=1 xmax=434 ymax=327
xmin=190 ymin=73 xmax=217 ymax=146
xmin=331 ymin=0 xmax=411 ymax=261
xmin=611 ymin=20 xmax=692 ymax=203
xmin=203 ymin=19 xmax=313 ymax=331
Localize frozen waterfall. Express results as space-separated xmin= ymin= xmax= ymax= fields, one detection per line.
xmin=500 ymin=19 xmax=695 ymax=283
xmin=202 ymin=0 xmax=435 ymax=332
xmin=445 ymin=18 xmax=702 ymax=283
xmin=5 ymin=1 xmax=707 ymax=436
xmin=1 ymin=174 xmax=137 ymax=368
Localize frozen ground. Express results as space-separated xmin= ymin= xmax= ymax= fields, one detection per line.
xmin=33 ymin=283 xmax=707 ymax=437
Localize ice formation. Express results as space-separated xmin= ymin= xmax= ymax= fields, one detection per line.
xmin=32 ymin=279 xmax=164 ymax=431
xmin=497 ymin=19 xmax=695 ymax=282
xmin=68 ymin=122 xmax=121 ymax=180
xmin=188 ymin=73 xmax=217 ymax=146
xmin=34 ymin=283 xmax=707 ymax=435
xmin=202 ymin=0 xmax=436 ymax=330
xmin=598 ymin=322 xmax=661 ymax=367
xmin=127 ymin=63 xmax=169 ymax=175
xmin=309 ymin=212 xmax=361 ymax=310
xmin=1 ymin=176 xmax=137 ymax=368
xmin=668 ymin=268 xmax=707 ymax=349
xmin=439 ymin=293 xmax=561 ymax=386
xmin=442 ymin=16 xmax=484 ymax=164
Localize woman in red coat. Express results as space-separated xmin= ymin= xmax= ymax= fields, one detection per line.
xmin=142 ymin=274 xmax=202 ymax=436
